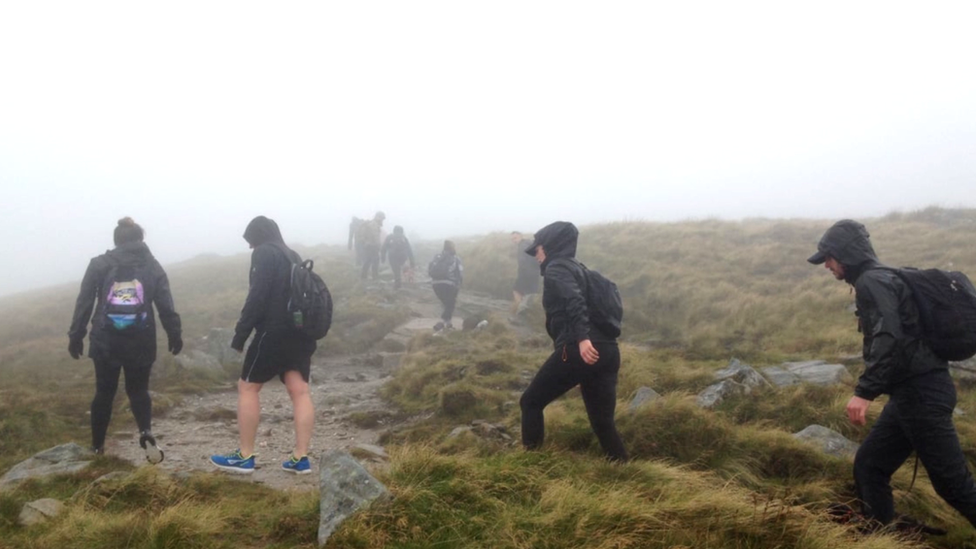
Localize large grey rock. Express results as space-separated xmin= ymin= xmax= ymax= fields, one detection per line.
xmin=784 ymin=361 xmax=852 ymax=386
xmin=174 ymin=350 xmax=224 ymax=375
xmin=714 ymin=359 xmax=771 ymax=389
xmin=318 ymin=450 xmax=391 ymax=546
xmin=761 ymin=366 xmax=800 ymax=388
xmin=18 ymin=498 xmax=64 ymax=526
xmin=793 ymin=425 xmax=859 ymax=459
xmin=697 ymin=380 xmax=749 ymax=409
xmin=0 ymin=443 xmax=93 ymax=491
xmin=628 ymin=386 xmax=662 ymax=413
xmin=204 ymin=327 xmax=237 ymax=364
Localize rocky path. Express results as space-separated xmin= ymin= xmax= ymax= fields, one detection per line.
xmin=105 ymin=280 xmax=522 ymax=490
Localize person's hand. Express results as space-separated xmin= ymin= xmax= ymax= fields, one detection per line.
xmin=579 ymin=339 xmax=599 ymax=365
xmin=231 ymin=333 xmax=247 ymax=352
xmin=68 ymin=339 xmax=84 ymax=360
xmin=846 ymin=395 xmax=872 ymax=426
xmin=168 ymin=336 xmax=183 ymax=356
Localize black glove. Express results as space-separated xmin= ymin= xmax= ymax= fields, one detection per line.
xmin=168 ymin=336 xmax=183 ymax=356
xmin=68 ymin=339 xmax=84 ymax=359
xmin=231 ymin=333 xmax=248 ymax=352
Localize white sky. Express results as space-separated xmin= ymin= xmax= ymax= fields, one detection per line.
xmin=1 ymin=1 xmax=975 ymax=296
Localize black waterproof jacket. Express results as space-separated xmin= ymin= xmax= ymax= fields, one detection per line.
xmin=68 ymin=241 xmax=181 ymax=362
xmin=816 ymin=220 xmax=947 ymax=400
xmin=528 ymin=221 xmax=615 ymax=351
xmin=233 ymin=217 xmax=305 ymax=348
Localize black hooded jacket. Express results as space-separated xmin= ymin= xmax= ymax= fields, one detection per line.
xmin=528 ymin=221 xmax=615 ymax=350
xmin=233 ymin=217 xmax=305 ymax=346
xmin=815 ymin=220 xmax=946 ymax=400
xmin=68 ymin=241 xmax=181 ymax=362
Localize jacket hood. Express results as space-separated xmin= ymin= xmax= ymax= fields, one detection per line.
xmin=393 ymin=225 xmax=404 ymax=235
xmin=527 ymin=221 xmax=578 ymax=271
xmin=243 ymin=216 xmax=285 ymax=247
xmin=108 ymin=241 xmax=153 ymax=265
xmin=808 ymin=219 xmax=877 ymax=267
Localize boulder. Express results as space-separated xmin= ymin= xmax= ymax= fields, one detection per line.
xmin=18 ymin=498 xmax=64 ymax=526
xmin=174 ymin=350 xmax=224 ymax=375
xmin=204 ymin=327 xmax=237 ymax=364
xmin=760 ymin=366 xmax=800 ymax=388
xmin=628 ymin=386 xmax=662 ymax=413
xmin=318 ymin=450 xmax=391 ymax=546
xmin=793 ymin=425 xmax=859 ymax=459
xmin=714 ymin=359 xmax=771 ymax=389
xmin=784 ymin=360 xmax=852 ymax=386
xmin=0 ymin=443 xmax=93 ymax=491
xmin=697 ymin=380 xmax=749 ymax=409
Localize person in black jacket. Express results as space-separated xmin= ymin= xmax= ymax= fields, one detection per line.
xmin=429 ymin=240 xmax=463 ymax=331
xmin=519 ymin=221 xmax=627 ymax=462
xmin=381 ymin=225 xmax=415 ymax=289
xmin=210 ymin=216 xmax=317 ymax=475
xmin=68 ymin=217 xmax=181 ymax=463
xmin=809 ymin=219 xmax=976 ymax=529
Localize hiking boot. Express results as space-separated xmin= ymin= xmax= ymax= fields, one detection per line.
xmin=281 ymin=455 xmax=312 ymax=475
xmin=444 ymin=322 xmax=454 ymax=331
xmin=893 ymin=515 xmax=947 ymax=537
xmin=139 ymin=431 xmax=164 ymax=465
xmin=433 ymin=321 xmax=445 ymax=332
xmin=90 ymin=446 xmax=104 ymax=456
xmin=210 ymin=450 xmax=255 ymax=474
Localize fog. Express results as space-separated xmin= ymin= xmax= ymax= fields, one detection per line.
xmin=2 ymin=2 xmax=975 ymax=297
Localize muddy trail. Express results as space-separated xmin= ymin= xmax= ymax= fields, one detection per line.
xmin=104 ymin=278 xmax=530 ymax=490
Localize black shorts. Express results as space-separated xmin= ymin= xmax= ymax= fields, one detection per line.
xmin=241 ymin=330 xmax=316 ymax=384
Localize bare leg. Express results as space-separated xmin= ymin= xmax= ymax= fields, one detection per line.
xmin=237 ymin=379 xmax=263 ymax=456
xmin=284 ymin=370 xmax=314 ymax=457
xmin=511 ymin=291 xmax=523 ymax=315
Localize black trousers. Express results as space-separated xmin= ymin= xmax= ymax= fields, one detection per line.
xmin=390 ymin=259 xmax=406 ymax=288
xmin=854 ymin=369 xmax=976 ymax=526
xmin=520 ymin=341 xmax=628 ymax=462
xmin=91 ymin=354 xmax=153 ymax=450
xmin=433 ymin=284 xmax=458 ymax=323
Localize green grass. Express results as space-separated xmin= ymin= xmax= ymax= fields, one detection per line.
xmin=4 ymin=208 xmax=976 ymax=548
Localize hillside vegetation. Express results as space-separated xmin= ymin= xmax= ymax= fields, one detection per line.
xmin=2 ymin=207 xmax=976 ymax=548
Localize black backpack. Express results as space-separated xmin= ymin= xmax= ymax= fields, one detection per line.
xmin=894 ymin=267 xmax=976 ymax=361
xmin=103 ymin=261 xmax=152 ymax=333
xmin=428 ymin=253 xmax=453 ymax=280
xmin=275 ymin=245 xmax=333 ymax=340
xmin=553 ymin=258 xmax=623 ymax=339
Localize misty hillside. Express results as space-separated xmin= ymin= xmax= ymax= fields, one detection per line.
xmin=3 ymin=207 xmax=976 ymax=548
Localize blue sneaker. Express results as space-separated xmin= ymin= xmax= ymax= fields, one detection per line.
xmin=210 ymin=450 xmax=255 ymax=474
xmin=281 ymin=455 xmax=311 ymax=475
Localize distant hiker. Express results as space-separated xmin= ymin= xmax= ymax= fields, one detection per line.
xmin=381 ymin=225 xmax=415 ymax=289
xmin=358 ymin=211 xmax=385 ymax=281
xmin=211 ymin=216 xmax=317 ymax=475
xmin=348 ymin=216 xmax=366 ymax=266
xmin=67 ymin=217 xmax=181 ymax=464
xmin=519 ymin=221 xmax=628 ymax=462
xmin=809 ymin=219 xmax=976 ymax=529
xmin=510 ymin=231 xmax=541 ymax=323
xmin=429 ymin=240 xmax=463 ymax=331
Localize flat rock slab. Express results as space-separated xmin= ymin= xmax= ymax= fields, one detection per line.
xmin=0 ymin=443 xmax=93 ymax=491
xmin=628 ymin=386 xmax=662 ymax=413
xmin=761 ymin=366 xmax=800 ymax=387
xmin=793 ymin=425 xmax=859 ymax=459
xmin=19 ymin=498 xmax=65 ymax=526
xmin=714 ymin=359 xmax=770 ymax=389
xmin=318 ymin=450 xmax=391 ymax=546
xmin=784 ymin=361 xmax=852 ymax=386
xmin=697 ymin=379 xmax=749 ymax=409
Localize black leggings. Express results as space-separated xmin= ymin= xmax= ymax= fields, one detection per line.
xmin=520 ymin=342 xmax=628 ymax=462
xmin=91 ymin=355 xmax=153 ymax=450
xmin=433 ymin=284 xmax=458 ymax=323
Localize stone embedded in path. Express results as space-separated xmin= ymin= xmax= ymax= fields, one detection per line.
xmin=18 ymin=498 xmax=65 ymax=526
xmin=793 ymin=425 xmax=859 ymax=459
xmin=697 ymin=379 xmax=749 ymax=409
xmin=628 ymin=386 xmax=662 ymax=413
xmin=783 ymin=360 xmax=852 ymax=386
xmin=714 ymin=359 xmax=771 ymax=389
xmin=0 ymin=443 xmax=93 ymax=491
xmin=318 ymin=450 xmax=391 ymax=546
